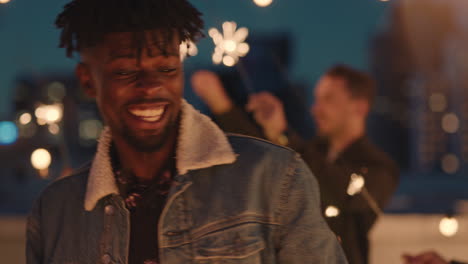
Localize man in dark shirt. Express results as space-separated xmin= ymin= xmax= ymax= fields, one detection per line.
xmin=192 ymin=65 xmax=399 ymax=264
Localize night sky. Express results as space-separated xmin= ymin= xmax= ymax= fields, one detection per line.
xmin=0 ymin=0 xmax=389 ymax=117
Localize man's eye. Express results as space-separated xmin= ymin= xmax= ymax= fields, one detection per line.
xmin=159 ymin=68 xmax=177 ymax=73
xmin=115 ymin=71 xmax=138 ymax=76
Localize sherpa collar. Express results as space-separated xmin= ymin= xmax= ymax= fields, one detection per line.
xmin=84 ymin=100 xmax=237 ymax=211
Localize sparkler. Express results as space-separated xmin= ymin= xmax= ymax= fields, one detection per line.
xmin=347 ymin=173 xmax=383 ymax=215
xmin=180 ymin=40 xmax=198 ymax=61
xmin=209 ymin=21 xmax=250 ymax=67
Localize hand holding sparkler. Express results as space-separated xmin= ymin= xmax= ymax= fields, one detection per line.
xmin=246 ymin=92 xmax=288 ymax=143
xmin=191 ymin=70 xmax=234 ymax=115
xmin=347 ymin=173 xmax=383 ymax=215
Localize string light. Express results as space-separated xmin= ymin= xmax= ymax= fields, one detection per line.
xmin=253 ymin=0 xmax=273 ymax=7
xmin=439 ymin=216 xmax=459 ymax=237
xmin=209 ymin=21 xmax=250 ymax=67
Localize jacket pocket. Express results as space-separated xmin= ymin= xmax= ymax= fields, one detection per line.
xmin=193 ymin=222 xmax=265 ymax=263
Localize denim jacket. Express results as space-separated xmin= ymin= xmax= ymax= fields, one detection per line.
xmin=26 ymin=101 xmax=347 ymax=264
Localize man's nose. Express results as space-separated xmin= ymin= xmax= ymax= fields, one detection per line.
xmin=136 ymin=72 xmax=163 ymax=95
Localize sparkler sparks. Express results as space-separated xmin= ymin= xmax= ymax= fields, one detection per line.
xmin=180 ymin=40 xmax=198 ymax=61
xmin=209 ymin=21 xmax=250 ymax=67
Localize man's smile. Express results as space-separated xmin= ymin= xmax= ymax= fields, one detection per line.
xmin=127 ymin=103 xmax=168 ymax=123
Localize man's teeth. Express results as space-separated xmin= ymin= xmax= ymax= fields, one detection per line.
xmin=130 ymin=108 xmax=164 ymax=117
xmin=128 ymin=107 xmax=165 ymax=122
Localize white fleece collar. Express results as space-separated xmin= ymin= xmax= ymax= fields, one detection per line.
xmin=84 ymin=100 xmax=237 ymax=211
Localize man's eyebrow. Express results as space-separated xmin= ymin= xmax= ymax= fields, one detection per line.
xmin=106 ymin=51 xmax=180 ymax=64
xmin=107 ymin=53 xmax=137 ymax=63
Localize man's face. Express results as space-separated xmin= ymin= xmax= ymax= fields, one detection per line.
xmin=78 ymin=31 xmax=183 ymax=152
xmin=311 ymin=75 xmax=357 ymax=138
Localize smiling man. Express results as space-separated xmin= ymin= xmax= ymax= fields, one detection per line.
xmin=26 ymin=0 xmax=347 ymax=263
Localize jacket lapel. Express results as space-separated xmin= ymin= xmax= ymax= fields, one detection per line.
xmin=84 ymin=100 xmax=237 ymax=211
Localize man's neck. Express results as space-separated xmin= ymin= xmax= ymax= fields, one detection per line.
xmin=113 ymin=133 xmax=178 ymax=182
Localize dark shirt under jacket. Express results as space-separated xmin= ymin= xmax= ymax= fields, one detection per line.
xmin=111 ymin=146 xmax=175 ymax=264
xmin=215 ymin=106 xmax=400 ymax=264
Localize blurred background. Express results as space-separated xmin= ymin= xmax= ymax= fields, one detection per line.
xmin=1 ymin=0 xmax=468 ymax=263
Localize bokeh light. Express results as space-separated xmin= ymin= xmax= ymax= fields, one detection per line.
xmin=35 ymin=104 xmax=63 ymax=125
xmin=0 ymin=0 xmax=11 ymax=4
xmin=429 ymin=93 xmax=447 ymax=112
xmin=441 ymin=154 xmax=459 ymax=174
xmin=45 ymin=107 xmax=61 ymax=123
xmin=48 ymin=124 xmax=60 ymax=135
xmin=0 ymin=121 xmax=18 ymax=145
xmin=325 ymin=206 xmax=340 ymax=218
xmin=31 ymin=148 xmax=52 ymax=170
xmin=441 ymin=113 xmax=459 ymax=133
xmin=18 ymin=112 xmax=32 ymax=125
xmin=47 ymin=81 xmax=66 ymax=102
xmin=79 ymin=119 xmax=103 ymax=140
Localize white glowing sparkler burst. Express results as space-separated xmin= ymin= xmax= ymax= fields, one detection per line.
xmin=209 ymin=21 xmax=250 ymax=67
xmin=347 ymin=173 xmax=365 ymax=196
xmin=179 ymin=40 xmax=198 ymax=61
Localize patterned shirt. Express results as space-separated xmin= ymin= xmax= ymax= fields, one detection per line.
xmin=111 ymin=146 xmax=174 ymax=264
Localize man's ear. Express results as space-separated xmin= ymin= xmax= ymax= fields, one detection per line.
xmin=76 ymin=63 xmax=96 ymax=98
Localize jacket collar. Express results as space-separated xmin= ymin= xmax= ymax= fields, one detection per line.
xmin=84 ymin=100 xmax=237 ymax=211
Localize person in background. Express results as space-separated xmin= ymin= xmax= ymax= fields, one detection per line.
xmin=191 ymin=70 xmax=266 ymax=139
xmin=26 ymin=0 xmax=348 ymax=263
xmin=403 ymin=251 xmax=467 ymax=264
xmin=192 ymin=65 xmax=400 ymax=264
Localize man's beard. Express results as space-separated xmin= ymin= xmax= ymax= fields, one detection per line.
xmin=120 ymin=117 xmax=179 ymax=153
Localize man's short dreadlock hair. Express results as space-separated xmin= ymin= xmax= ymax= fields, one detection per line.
xmin=55 ymin=0 xmax=204 ymax=58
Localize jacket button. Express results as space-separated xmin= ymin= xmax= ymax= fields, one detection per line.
xmin=104 ymin=205 xmax=115 ymax=216
xmin=101 ymin=253 xmax=112 ymax=264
